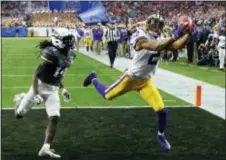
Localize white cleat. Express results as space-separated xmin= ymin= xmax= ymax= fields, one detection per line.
xmin=14 ymin=93 xmax=26 ymax=118
xmin=13 ymin=93 xmax=26 ymax=105
xmin=38 ymin=144 xmax=61 ymax=158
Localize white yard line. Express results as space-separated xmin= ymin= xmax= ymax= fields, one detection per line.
xmin=5 ymin=54 xmax=36 ymax=56
xmin=212 ymin=69 xmax=222 ymax=73
xmin=4 ymin=57 xmax=39 ymax=59
xmin=1 ymin=105 xmax=193 ymax=110
xmin=3 ymin=67 xmax=37 ymax=69
xmin=199 ymin=67 xmax=208 ymax=70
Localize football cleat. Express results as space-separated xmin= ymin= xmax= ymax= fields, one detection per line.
xmin=83 ymin=72 xmax=97 ymax=87
xmin=38 ymin=143 xmax=61 ymax=158
xmin=13 ymin=93 xmax=26 ymax=119
xmin=157 ymin=133 xmax=171 ymax=152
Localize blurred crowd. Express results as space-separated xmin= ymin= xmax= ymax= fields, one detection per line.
xmin=31 ymin=12 xmax=79 ymax=27
xmin=103 ymin=1 xmax=225 ymax=25
xmin=1 ymin=1 xmax=79 ymax=27
xmin=2 ymin=1 xmax=225 ymax=70
xmin=1 ymin=1 xmax=48 ymax=27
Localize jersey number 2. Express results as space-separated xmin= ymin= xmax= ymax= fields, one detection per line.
xmin=148 ymin=53 xmax=160 ymax=65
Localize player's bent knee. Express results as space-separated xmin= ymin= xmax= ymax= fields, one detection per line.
xmin=153 ymin=105 xmax=165 ymax=112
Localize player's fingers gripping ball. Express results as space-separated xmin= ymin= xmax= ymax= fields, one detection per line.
xmin=178 ymin=15 xmax=194 ymax=34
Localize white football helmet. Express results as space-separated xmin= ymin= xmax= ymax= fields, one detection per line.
xmin=51 ymin=28 xmax=75 ymax=49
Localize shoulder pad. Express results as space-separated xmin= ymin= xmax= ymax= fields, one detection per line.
xmin=41 ymin=47 xmax=58 ymax=63
xmin=130 ymin=29 xmax=148 ymax=48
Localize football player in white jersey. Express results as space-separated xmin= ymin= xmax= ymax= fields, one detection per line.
xmin=217 ymin=28 xmax=225 ymax=70
xmin=83 ymin=14 xmax=192 ymax=152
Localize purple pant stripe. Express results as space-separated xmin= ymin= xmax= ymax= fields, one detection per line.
xmin=105 ymin=73 xmax=128 ymax=94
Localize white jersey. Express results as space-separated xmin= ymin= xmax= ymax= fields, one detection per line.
xmin=218 ymin=35 xmax=225 ymax=48
xmin=129 ymin=28 xmax=162 ymax=79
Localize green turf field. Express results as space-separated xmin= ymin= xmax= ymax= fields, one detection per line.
xmin=2 ymin=38 xmax=225 ymax=160
xmin=2 ymin=38 xmax=189 ymax=107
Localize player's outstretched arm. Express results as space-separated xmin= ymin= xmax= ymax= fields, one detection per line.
xmin=166 ymin=33 xmax=191 ymax=51
xmin=137 ymin=38 xmax=176 ymax=52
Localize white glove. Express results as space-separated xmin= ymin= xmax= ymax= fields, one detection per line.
xmin=33 ymin=94 xmax=44 ymax=105
xmin=61 ymin=88 xmax=71 ymax=103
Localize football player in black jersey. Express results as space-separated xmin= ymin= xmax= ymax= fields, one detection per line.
xmin=14 ymin=29 xmax=76 ymax=158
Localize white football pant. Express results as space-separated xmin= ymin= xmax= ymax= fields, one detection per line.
xmin=218 ymin=48 xmax=225 ymax=69
xmin=16 ymin=80 xmax=61 ymax=117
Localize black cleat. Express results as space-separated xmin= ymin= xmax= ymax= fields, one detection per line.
xmin=83 ymin=72 xmax=97 ymax=87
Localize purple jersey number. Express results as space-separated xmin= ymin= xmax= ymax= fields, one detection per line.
xmin=148 ymin=52 xmax=161 ymax=65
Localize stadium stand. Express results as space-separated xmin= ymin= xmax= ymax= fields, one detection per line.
xmin=2 ymin=1 xmax=225 ymax=69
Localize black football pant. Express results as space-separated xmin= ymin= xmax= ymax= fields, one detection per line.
xmin=187 ymin=37 xmax=194 ymax=63
xmin=108 ymin=41 xmax=118 ymax=68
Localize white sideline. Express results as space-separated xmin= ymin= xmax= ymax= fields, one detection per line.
xmin=1 ymin=105 xmax=194 ymax=110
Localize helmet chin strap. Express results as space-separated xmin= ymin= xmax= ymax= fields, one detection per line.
xmin=145 ymin=25 xmax=158 ymax=37
xmin=148 ymin=30 xmax=158 ymax=38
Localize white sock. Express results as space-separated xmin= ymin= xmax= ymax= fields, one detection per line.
xmin=42 ymin=143 xmax=50 ymax=149
xmin=158 ymin=131 xmax=164 ymax=136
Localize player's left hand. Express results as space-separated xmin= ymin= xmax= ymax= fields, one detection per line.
xmin=61 ymin=88 xmax=71 ymax=103
xmin=33 ymin=94 xmax=44 ymax=105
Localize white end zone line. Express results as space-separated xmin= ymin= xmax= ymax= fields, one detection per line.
xmin=1 ymin=105 xmax=194 ymax=110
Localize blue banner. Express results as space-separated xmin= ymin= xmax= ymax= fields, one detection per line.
xmin=48 ymin=1 xmax=63 ymax=11
xmin=64 ymin=1 xmax=80 ymax=8
xmin=1 ymin=27 xmax=28 ymax=37
xmin=80 ymin=1 xmax=102 ymax=12
xmin=79 ymin=3 xmax=110 ymax=24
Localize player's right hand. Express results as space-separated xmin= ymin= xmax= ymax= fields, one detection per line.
xmin=61 ymin=88 xmax=71 ymax=103
xmin=33 ymin=94 xmax=44 ymax=105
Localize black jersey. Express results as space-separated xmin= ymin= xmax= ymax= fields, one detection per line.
xmin=37 ymin=46 xmax=75 ymax=86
